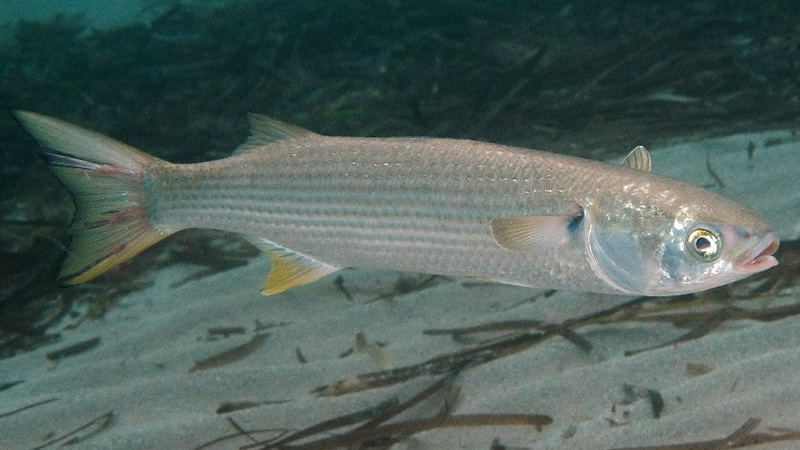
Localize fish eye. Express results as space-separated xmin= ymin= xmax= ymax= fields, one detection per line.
xmin=687 ymin=228 xmax=721 ymax=261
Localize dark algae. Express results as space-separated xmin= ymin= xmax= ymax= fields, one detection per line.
xmin=44 ymin=336 xmax=101 ymax=362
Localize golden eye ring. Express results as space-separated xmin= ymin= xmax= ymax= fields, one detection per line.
xmin=687 ymin=228 xmax=721 ymax=261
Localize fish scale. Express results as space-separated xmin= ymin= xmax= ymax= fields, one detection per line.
xmin=14 ymin=111 xmax=779 ymax=296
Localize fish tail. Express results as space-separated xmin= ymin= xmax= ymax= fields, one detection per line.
xmin=14 ymin=111 xmax=175 ymax=284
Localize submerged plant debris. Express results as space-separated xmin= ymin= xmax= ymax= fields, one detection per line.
xmin=44 ymin=335 xmax=101 ymax=362
xmin=196 ymin=374 xmax=552 ymax=449
xmin=31 ymin=411 xmax=114 ymax=449
xmin=189 ymin=333 xmax=269 ymax=373
xmin=613 ymin=418 xmax=800 ymax=450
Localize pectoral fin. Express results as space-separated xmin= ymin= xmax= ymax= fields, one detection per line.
xmin=247 ymin=238 xmax=340 ymax=295
xmin=490 ymin=205 xmax=584 ymax=252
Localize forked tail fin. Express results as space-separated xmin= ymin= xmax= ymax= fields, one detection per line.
xmin=13 ymin=111 xmax=176 ymax=284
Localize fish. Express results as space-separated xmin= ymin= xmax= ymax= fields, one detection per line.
xmin=13 ymin=111 xmax=779 ymax=297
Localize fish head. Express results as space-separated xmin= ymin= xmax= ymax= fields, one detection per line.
xmin=585 ymin=182 xmax=779 ymax=296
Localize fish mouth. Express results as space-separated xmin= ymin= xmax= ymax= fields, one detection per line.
xmin=740 ymin=232 xmax=779 ymax=272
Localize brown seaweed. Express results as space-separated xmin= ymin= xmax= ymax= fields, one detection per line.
xmin=45 ymin=336 xmax=101 ymax=361
xmin=314 ymin=330 xmax=549 ymax=397
xmin=30 ymin=411 xmax=114 ymax=449
xmin=189 ymin=333 xmax=269 ymax=373
xmin=0 ymin=380 xmax=24 ymax=392
xmin=612 ymin=418 xmax=800 ymax=449
xmin=0 ymin=397 xmax=57 ymax=419
xmin=206 ymin=326 xmax=248 ymax=339
xmin=199 ymin=375 xmax=552 ymax=450
xmin=216 ymin=400 xmax=290 ymax=414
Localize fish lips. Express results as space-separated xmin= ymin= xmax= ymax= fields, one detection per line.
xmin=739 ymin=232 xmax=779 ymax=273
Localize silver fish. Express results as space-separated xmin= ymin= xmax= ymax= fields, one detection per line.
xmin=14 ymin=111 xmax=779 ymax=296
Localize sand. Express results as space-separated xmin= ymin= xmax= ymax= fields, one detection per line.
xmin=1 ymin=131 xmax=799 ymax=449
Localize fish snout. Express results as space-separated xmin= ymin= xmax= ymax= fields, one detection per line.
xmin=739 ymin=231 xmax=779 ymax=272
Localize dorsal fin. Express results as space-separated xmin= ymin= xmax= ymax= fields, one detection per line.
xmin=233 ymin=114 xmax=318 ymax=155
xmin=622 ymin=145 xmax=652 ymax=172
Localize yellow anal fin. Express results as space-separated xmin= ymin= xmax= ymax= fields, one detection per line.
xmin=246 ymin=238 xmax=340 ymax=295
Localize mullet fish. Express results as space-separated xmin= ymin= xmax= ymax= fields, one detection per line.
xmin=14 ymin=111 xmax=779 ymax=296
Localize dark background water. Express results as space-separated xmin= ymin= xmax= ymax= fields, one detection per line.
xmin=1 ymin=0 xmax=798 ymax=354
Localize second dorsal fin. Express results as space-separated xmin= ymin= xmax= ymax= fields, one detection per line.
xmin=233 ymin=114 xmax=319 ymax=155
xmin=621 ymin=145 xmax=652 ymax=172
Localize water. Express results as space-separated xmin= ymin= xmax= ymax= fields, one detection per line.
xmin=2 ymin=0 xmax=798 ymax=343
xmin=0 ymin=4 xmax=798 ymax=447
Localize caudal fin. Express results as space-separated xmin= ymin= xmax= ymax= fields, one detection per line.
xmin=13 ymin=111 xmax=175 ymax=284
